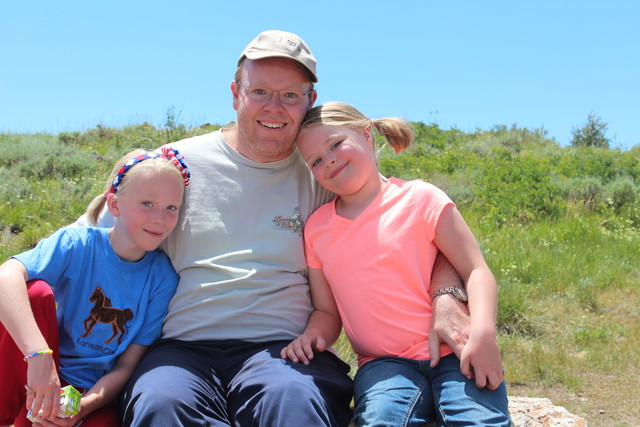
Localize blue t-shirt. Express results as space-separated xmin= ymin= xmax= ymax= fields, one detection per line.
xmin=13 ymin=227 xmax=178 ymax=391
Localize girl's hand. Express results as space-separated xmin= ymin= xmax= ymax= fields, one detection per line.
xmin=460 ymin=331 xmax=504 ymax=390
xmin=281 ymin=332 xmax=328 ymax=365
xmin=32 ymin=414 xmax=79 ymax=426
xmin=29 ymin=396 xmax=84 ymax=426
xmin=25 ymin=354 xmax=61 ymax=422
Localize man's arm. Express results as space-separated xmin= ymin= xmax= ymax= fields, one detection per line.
xmin=428 ymin=252 xmax=471 ymax=367
xmin=69 ymin=207 xmax=115 ymax=228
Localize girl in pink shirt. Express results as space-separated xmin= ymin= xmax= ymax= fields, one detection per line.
xmin=282 ymin=102 xmax=510 ymax=426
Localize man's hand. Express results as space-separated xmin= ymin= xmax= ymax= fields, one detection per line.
xmin=428 ymin=252 xmax=471 ymax=368
xmin=428 ymin=293 xmax=471 ymax=368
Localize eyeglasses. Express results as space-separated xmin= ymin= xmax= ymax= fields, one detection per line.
xmin=235 ymin=81 xmax=314 ymax=105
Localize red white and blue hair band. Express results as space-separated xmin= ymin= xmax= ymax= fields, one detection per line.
xmin=106 ymin=146 xmax=191 ymax=195
xmin=158 ymin=146 xmax=191 ymax=187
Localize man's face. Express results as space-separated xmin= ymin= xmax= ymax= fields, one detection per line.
xmin=232 ymin=57 xmax=317 ymax=163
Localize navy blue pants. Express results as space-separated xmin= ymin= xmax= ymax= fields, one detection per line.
xmin=119 ymin=339 xmax=353 ymax=426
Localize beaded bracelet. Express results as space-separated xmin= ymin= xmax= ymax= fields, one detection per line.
xmin=23 ymin=349 xmax=53 ymax=362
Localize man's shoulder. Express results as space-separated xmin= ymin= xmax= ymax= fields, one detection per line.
xmin=166 ymin=130 xmax=221 ymax=150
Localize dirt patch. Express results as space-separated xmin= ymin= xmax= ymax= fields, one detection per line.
xmin=508 ymin=368 xmax=640 ymax=427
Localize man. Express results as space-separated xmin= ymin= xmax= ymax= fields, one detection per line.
xmin=84 ymin=30 xmax=470 ymax=426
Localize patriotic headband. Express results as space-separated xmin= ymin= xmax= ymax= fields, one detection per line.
xmin=106 ymin=146 xmax=191 ymax=195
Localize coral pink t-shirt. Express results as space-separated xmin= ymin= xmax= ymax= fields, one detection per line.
xmin=304 ymin=178 xmax=455 ymax=367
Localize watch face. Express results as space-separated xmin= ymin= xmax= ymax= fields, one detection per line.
xmin=454 ymin=287 xmax=468 ymax=302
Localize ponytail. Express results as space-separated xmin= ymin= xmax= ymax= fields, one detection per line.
xmin=86 ymin=193 xmax=108 ymax=226
xmin=371 ymin=117 xmax=414 ymax=154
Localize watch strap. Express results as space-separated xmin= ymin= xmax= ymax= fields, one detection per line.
xmin=432 ymin=286 xmax=468 ymax=304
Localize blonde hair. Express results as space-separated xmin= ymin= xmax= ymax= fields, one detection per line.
xmin=300 ymin=102 xmax=414 ymax=154
xmin=86 ymin=149 xmax=185 ymax=225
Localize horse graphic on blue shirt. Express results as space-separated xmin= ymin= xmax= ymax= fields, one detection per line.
xmin=82 ymin=286 xmax=134 ymax=345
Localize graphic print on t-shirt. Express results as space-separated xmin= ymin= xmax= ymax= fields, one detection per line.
xmin=81 ymin=286 xmax=134 ymax=345
xmin=272 ymin=207 xmax=304 ymax=236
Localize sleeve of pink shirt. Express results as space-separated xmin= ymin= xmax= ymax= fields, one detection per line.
xmin=303 ymin=202 xmax=332 ymax=270
xmin=416 ymin=180 xmax=456 ymax=243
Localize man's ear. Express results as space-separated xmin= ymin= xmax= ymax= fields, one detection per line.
xmin=106 ymin=194 xmax=122 ymax=217
xmin=308 ymin=89 xmax=318 ymax=109
xmin=231 ymin=81 xmax=240 ymax=112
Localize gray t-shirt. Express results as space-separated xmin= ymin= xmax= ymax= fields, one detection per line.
xmin=82 ymin=130 xmax=333 ymax=342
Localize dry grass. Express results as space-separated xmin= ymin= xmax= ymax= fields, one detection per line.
xmin=508 ymin=368 xmax=640 ymax=427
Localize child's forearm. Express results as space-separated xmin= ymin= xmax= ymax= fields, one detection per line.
xmin=305 ymin=308 xmax=342 ymax=347
xmin=0 ymin=260 xmax=49 ymax=355
xmin=280 ymin=308 xmax=342 ymax=364
xmin=77 ymin=373 xmax=122 ymax=419
xmin=76 ymin=344 xmax=147 ymax=419
xmin=466 ymin=268 xmax=498 ymax=336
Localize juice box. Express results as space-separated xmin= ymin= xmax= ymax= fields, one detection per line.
xmin=27 ymin=385 xmax=81 ymax=422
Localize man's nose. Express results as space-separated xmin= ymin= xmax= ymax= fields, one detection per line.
xmin=263 ymin=93 xmax=285 ymax=111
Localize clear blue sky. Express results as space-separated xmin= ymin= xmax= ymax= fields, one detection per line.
xmin=2 ymin=1 xmax=638 ymax=150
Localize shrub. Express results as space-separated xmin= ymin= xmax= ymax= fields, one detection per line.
xmin=474 ymin=150 xmax=562 ymax=227
xmin=555 ymin=176 xmax=604 ymax=211
xmin=607 ymin=177 xmax=637 ymax=211
xmin=571 ymin=113 xmax=610 ymax=148
xmin=555 ymin=146 xmax=622 ymax=183
xmin=17 ymin=144 xmax=97 ymax=180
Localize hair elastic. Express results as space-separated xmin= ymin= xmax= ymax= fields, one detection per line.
xmin=23 ymin=349 xmax=53 ymax=362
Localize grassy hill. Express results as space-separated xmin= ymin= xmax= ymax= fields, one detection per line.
xmin=1 ymin=121 xmax=638 ymax=426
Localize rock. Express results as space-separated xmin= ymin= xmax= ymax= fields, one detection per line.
xmin=506 ymin=396 xmax=587 ymax=427
xmin=348 ymin=396 xmax=588 ymax=426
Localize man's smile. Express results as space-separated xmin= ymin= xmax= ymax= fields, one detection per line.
xmin=259 ymin=121 xmax=285 ymax=129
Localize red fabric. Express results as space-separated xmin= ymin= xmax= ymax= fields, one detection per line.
xmin=0 ymin=280 xmax=60 ymax=425
xmin=1 ymin=280 xmax=122 ymax=426
xmin=12 ymin=402 xmax=120 ymax=427
xmin=73 ymin=402 xmax=120 ymax=427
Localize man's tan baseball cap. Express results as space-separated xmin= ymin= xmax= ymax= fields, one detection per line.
xmin=238 ymin=30 xmax=318 ymax=82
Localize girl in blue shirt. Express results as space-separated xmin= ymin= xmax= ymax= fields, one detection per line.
xmin=0 ymin=147 xmax=190 ymax=427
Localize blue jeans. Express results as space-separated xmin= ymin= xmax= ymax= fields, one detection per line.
xmin=352 ymin=354 xmax=510 ymax=427
xmin=119 ymin=339 xmax=353 ymax=426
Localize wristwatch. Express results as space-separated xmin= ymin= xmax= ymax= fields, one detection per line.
xmin=432 ymin=286 xmax=468 ymax=304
